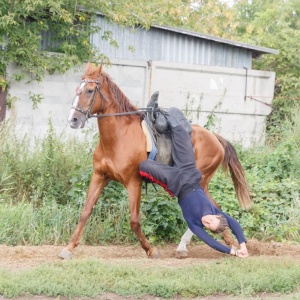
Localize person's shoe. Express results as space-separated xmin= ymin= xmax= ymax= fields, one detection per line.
xmin=147 ymin=91 xmax=159 ymax=109
xmin=161 ymin=110 xmax=181 ymax=129
xmin=155 ymin=111 xmax=168 ymax=132
xmin=147 ymin=91 xmax=159 ymax=122
xmin=167 ymin=107 xmax=192 ymax=134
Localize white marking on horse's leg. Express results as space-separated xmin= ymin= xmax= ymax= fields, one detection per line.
xmin=177 ymin=228 xmax=194 ymax=252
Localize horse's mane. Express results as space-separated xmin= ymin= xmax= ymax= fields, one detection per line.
xmin=83 ymin=63 xmax=142 ymax=118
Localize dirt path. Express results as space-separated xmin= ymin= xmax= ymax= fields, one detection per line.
xmin=1 ymin=239 xmax=300 ymax=300
xmin=0 ymin=239 xmax=300 ymax=271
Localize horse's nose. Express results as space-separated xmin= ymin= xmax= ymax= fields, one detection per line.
xmin=68 ymin=116 xmax=78 ymax=124
xmin=69 ymin=117 xmax=79 ymax=128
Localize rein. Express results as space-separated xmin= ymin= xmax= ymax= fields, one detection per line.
xmin=90 ymin=108 xmax=155 ymax=118
xmin=73 ymin=78 xmax=158 ymax=119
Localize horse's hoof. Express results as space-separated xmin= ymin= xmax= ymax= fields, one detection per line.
xmin=58 ymin=248 xmax=73 ymax=259
xmin=175 ymin=250 xmax=189 ymax=259
xmin=148 ymin=247 xmax=160 ymax=259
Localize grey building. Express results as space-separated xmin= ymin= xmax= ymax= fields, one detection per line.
xmin=92 ymin=15 xmax=278 ymax=69
xmin=7 ymin=14 xmax=278 ymax=146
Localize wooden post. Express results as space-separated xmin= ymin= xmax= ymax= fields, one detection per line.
xmin=0 ymin=88 xmax=7 ymax=122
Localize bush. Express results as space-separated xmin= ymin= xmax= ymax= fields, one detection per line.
xmin=210 ymin=105 xmax=300 ymax=242
xmin=141 ymin=186 xmax=186 ymax=243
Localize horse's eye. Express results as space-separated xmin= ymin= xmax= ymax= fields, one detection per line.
xmin=87 ymin=89 xmax=94 ymax=94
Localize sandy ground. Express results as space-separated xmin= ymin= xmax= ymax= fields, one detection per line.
xmin=0 ymin=239 xmax=300 ymax=270
xmin=1 ymin=240 xmax=300 ymax=300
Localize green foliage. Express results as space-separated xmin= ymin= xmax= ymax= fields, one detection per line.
xmin=1 ymin=105 xmax=300 ymax=245
xmin=0 ymin=257 xmax=300 ymax=298
xmin=0 ymin=0 xmax=192 ymax=89
xmin=0 ymin=118 xmax=185 ymax=244
xmin=83 ymin=182 xmax=134 ymax=244
xmin=231 ymin=0 xmax=300 ymax=136
xmin=0 ymin=201 xmax=78 ymax=245
xmin=0 ymin=117 xmax=94 ymax=206
xmin=210 ymin=106 xmax=300 ymax=242
xmin=0 ymin=0 xmax=102 ymax=88
xmin=28 ymin=92 xmax=44 ymax=109
xmin=245 ymin=0 xmax=300 ymax=96
xmin=141 ymin=187 xmax=185 ymax=243
xmin=183 ymin=0 xmax=238 ymax=38
xmin=68 ymin=177 xmax=186 ymax=243
xmin=94 ymin=0 xmax=191 ymax=29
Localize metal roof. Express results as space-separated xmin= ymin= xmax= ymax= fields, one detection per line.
xmin=152 ymin=25 xmax=279 ymax=56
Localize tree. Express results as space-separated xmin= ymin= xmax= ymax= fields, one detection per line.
xmin=0 ymin=0 xmax=191 ymax=91
xmin=233 ymin=0 xmax=300 ymax=96
xmin=231 ymin=0 xmax=300 ymax=137
xmin=0 ymin=0 xmax=100 ymax=90
xmin=181 ymin=0 xmax=238 ymax=38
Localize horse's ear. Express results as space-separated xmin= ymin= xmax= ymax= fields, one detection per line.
xmin=84 ymin=62 xmax=94 ymax=76
xmin=98 ymin=64 xmax=103 ymax=76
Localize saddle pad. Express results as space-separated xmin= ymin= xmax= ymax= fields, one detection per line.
xmin=141 ymin=120 xmax=153 ymax=152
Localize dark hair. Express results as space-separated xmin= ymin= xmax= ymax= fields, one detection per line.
xmin=211 ymin=214 xmax=228 ymax=234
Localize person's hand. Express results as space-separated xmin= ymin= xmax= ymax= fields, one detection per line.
xmin=237 ymin=242 xmax=249 ymax=258
xmin=236 ymin=249 xmax=249 ymax=258
xmin=230 ymin=243 xmax=249 ymax=258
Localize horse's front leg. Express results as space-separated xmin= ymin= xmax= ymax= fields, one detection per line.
xmin=127 ymin=181 xmax=159 ymax=259
xmin=59 ymin=173 xmax=109 ymax=259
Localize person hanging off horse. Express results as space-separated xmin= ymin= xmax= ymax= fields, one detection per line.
xmin=139 ymin=107 xmax=249 ymax=258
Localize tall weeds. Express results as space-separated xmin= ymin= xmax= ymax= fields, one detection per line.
xmin=0 ymin=105 xmax=299 ymax=245
xmin=0 ymin=118 xmax=94 ymax=205
xmin=212 ymin=104 xmax=300 ymax=242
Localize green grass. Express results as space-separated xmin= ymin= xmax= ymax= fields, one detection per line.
xmin=0 ymin=257 xmax=300 ymax=299
xmin=0 ymin=200 xmax=136 ymax=246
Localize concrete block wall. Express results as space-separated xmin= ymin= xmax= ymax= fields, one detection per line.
xmin=6 ymin=59 xmax=275 ymax=147
xmin=149 ymin=61 xmax=274 ymax=147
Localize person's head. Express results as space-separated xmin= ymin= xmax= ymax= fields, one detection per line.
xmin=201 ymin=214 xmax=228 ymax=233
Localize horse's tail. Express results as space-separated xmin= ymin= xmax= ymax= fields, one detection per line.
xmin=214 ymin=133 xmax=252 ymax=209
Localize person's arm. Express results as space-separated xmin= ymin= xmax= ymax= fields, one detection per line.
xmin=222 ymin=212 xmax=246 ymax=244
xmin=222 ymin=213 xmax=249 ymax=257
xmin=188 ymin=223 xmax=235 ymax=255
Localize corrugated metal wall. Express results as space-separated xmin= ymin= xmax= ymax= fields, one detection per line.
xmin=91 ymin=16 xmax=252 ymax=69
xmin=40 ymin=15 xmax=253 ymax=69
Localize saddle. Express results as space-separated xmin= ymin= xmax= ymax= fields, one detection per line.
xmin=142 ymin=91 xmax=192 ymax=166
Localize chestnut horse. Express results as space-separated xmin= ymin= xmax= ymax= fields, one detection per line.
xmin=59 ymin=63 xmax=252 ymax=259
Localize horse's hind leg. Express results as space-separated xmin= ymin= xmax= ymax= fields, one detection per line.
xmin=59 ymin=173 xmax=109 ymax=259
xmin=176 ymin=228 xmax=194 ymax=258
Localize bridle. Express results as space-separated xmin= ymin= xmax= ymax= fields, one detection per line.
xmin=72 ymin=78 xmax=155 ymax=119
xmin=72 ymin=78 xmax=107 ymax=119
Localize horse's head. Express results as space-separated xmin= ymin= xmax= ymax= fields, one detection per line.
xmin=68 ymin=62 xmax=108 ymax=129
xmin=68 ymin=62 xmax=141 ymax=129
